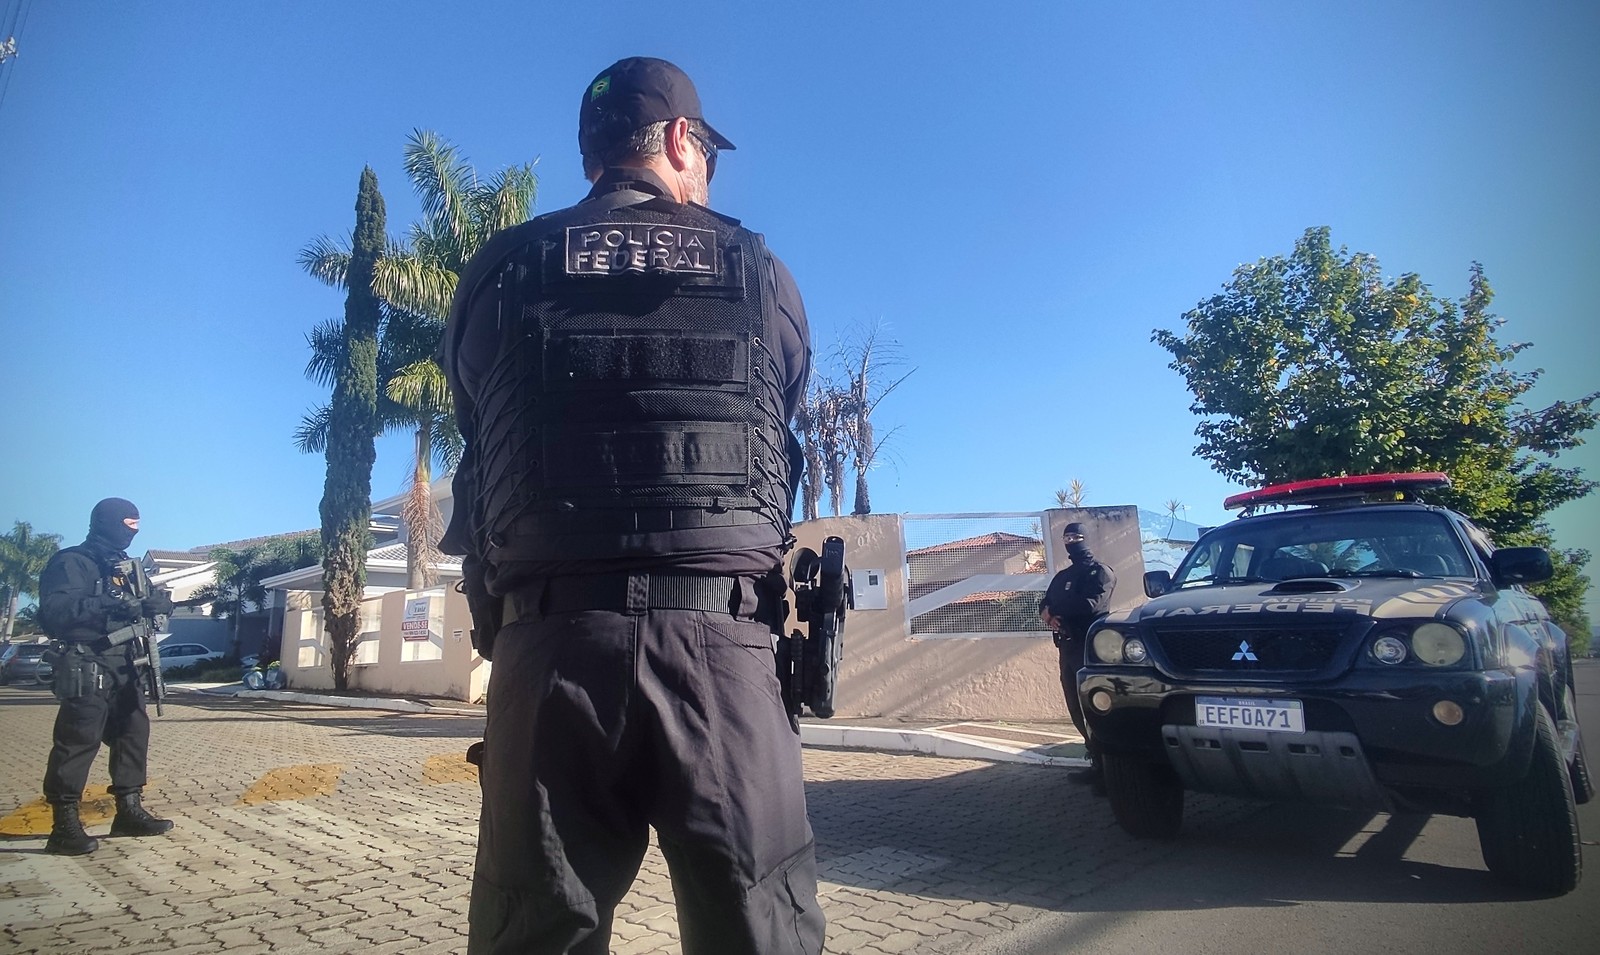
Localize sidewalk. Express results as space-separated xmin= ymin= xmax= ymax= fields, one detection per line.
xmin=176 ymin=682 xmax=1091 ymax=768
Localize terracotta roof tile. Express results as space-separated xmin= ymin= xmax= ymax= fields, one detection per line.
xmin=907 ymin=531 xmax=1041 ymax=557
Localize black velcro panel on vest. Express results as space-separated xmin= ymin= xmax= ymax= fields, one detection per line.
xmin=551 ymin=332 xmax=744 ymax=388
xmin=547 ymin=421 xmax=750 ymax=487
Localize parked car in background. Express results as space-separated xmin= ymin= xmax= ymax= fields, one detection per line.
xmin=155 ymin=642 xmax=224 ymax=673
xmin=0 ymin=642 xmax=55 ymax=685
xmin=1081 ymin=472 xmax=1591 ymax=895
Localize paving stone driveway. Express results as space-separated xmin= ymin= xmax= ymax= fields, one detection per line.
xmin=0 ymin=685 xmax=1239 ymax=954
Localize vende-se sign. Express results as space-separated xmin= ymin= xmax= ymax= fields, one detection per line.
xmin=402 ymin=597 xmax=433 ymax=641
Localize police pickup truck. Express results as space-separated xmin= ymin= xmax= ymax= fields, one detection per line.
xmin=1080 ymin=472 xmax=1591 ymax=894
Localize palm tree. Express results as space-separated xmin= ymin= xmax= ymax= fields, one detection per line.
xmin=299 ymin=130 xmax=536 ymax=587
xmin=1055 ymin=480 xmax=1087 ymax=508
xmin=11 ymin=602 xmax=42 ymax=636
xmin=798 ymin=378 xmax=851 ymax=518
xmin=191 ymin=546 xmax=271 ymax=659
xmin=296 ymin=304 xmax=461 ymax=587
xmin=1163 ymin=499 xmax=1188 ymax=540
xmin=0 ymin=522 xmax=62 ymax=641
xmin=834 ymin=324 xmax=912 ymax=516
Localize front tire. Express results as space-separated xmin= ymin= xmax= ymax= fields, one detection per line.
xmin=1103 ymin=753 xmax=1184 ymax=839
xmin=1562 ymin=686 xmax=1594 ymax=805
xmin=1474 ymin=705 xmax=1582 ymax=895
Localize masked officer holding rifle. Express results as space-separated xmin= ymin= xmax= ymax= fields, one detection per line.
xmin=38 ymin=497 xmax=175 ymax=855
xmin=440 ymin=57 xmax=823 ymax=955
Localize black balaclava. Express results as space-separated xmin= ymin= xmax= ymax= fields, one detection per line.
xmin=88 ymin=497 xmax=140 ymax=553
xmin=1064 ymin=522 xmax=1094 ymax=564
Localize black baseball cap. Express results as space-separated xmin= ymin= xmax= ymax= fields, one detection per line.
xmin=578 ymin=57 xmax=736 ymax=159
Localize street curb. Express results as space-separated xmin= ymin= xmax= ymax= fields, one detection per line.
xmin=180 ymin=684 xmax=487 ymax=718
xmin=177 ymin=685 xmax=1084 ymax=768
xmin=800 ymin=723 xmax=1087 ymax=768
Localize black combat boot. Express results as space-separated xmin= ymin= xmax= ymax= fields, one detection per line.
xmin=45 ymin=802 xmax=99 ymax=855
xmin=110 ymin=792 xmax=174 ymax=837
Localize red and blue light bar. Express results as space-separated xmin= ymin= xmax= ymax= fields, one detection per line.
xmin=1224 ymin=472 xmax=1452 ymax=511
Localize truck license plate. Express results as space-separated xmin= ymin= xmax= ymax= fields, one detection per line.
xmin=1195 ymin=696 xmax=1305 ymax=734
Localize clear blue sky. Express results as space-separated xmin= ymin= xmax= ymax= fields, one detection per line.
xmin=2 ymin=2 xmax=1596 ymax=617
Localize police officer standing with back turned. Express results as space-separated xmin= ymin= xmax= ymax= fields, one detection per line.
xmin=440 ymin=57 xmax=823 ymax=955
xmin=38 ymin=497 xmax=175 ymax=855
xmin=1040 ymin=521 xmax=1117 ymax=790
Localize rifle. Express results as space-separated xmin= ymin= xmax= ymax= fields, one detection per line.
xmin=100 ymin=558 xmax=203 ymax=716
xmin=777 ymin=536 xmax=853 ymax=719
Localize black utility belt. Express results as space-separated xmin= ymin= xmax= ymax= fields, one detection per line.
xmin=501 ymin=573 xmax=773 ymax=625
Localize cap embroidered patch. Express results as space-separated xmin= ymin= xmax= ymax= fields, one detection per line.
xmin=566 ymin=223 xmax=718 ymax=276
xmin=590 ymin=76 xmax=611 ymax=100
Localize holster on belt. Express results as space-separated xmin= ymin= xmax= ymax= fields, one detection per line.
xmin=47 ymin=643 xmax=114 ymax=701
xmin=457 ymin=555 xmax=502 ymax=661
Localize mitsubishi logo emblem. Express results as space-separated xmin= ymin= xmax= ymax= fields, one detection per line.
xmin=1232 ymin=641 xmax=1259 ymax=662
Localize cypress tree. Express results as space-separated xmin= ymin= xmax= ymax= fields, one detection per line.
xmin=318 ymin=167 xmax=385 ymax=690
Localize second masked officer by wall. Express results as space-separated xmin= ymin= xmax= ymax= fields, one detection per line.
xmin=439 ymin=56 xmax=823 ymax=955
xmin=1040 ymin=521 xmax=1117 ymax=789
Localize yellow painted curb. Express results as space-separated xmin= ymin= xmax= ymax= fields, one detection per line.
xmin=236 ymin=764 xmax=342 ymax=805
xmin=422 ymin=752 xmax=479 ymax=785
xmin=0 ymin=794 xmax=116 ymax=836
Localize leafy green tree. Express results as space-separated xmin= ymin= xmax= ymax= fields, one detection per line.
xmin=299 ymin=130 xmax=535 ymax=587
xmin=315 ymin=167 xmax=386 ymax=690
xmin=1154 ymin=226 xmax=1597 ymax=646
xmin=0 ymin=522 xmax=61 ymax=641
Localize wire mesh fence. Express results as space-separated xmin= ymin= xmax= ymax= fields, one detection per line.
xmin=903 ymin=512 xmax=1052 ymax=638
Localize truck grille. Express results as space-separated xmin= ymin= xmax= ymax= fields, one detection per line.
xmin=1152 ymin=624 xmax=1348 ymax=672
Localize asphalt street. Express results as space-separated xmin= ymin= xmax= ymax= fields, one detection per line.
xmin=2 ymin=663 xmax=1597 ymax=954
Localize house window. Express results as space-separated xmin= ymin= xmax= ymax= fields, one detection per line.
xmin=297 ymin=609 xmax=325 ymax=669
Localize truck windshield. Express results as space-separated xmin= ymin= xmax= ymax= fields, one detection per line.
xmin=1171 ymin=509 xmax=1474 ymax=587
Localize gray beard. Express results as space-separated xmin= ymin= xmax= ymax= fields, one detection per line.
xmin=684 ymin=164 xmax=709 ymax=206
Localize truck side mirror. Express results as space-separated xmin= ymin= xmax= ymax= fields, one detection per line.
xmin=1144 ymin=570 xmax=1172 ymax=599
xmin=1491 ymin=547 xmax=1552 ymax=586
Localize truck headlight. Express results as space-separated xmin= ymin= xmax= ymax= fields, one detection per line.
xmin=1093 ymin=629 xmax=1128 ymax=664
xmin=1372 ymin=635 xmax=1408 ymax=665
xmin=1412 ymin=623 xmax=1466 ymax=666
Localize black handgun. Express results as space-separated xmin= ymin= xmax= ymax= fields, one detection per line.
xmin=777 ymin=536 xmax=853 ymax=719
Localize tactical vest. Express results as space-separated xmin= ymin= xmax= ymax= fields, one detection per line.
xmin=43 ymin=544 xmax=121 ymax=643
xmin=471 ymin=194 xmax=794 ymax=563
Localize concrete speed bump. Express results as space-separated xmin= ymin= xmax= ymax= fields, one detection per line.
xmin=236 ymin=764 xmax=342 ymax=805
xmin=0 ymin=794 xmax=116 ymax=836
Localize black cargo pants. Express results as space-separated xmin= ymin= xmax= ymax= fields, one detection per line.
xmin=1056 ymin=617 xmax=1096 ymax=760
xmin=43 ymin=650 xmax=150 ymax=804
xmin=468 ymin=580 xmax=825 ymax=955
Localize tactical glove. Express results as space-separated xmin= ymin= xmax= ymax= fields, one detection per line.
xmin=99 ymin=594 xmax=142 ymax=622
xmin=142 ymin=593 xmax=176 ymax=618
